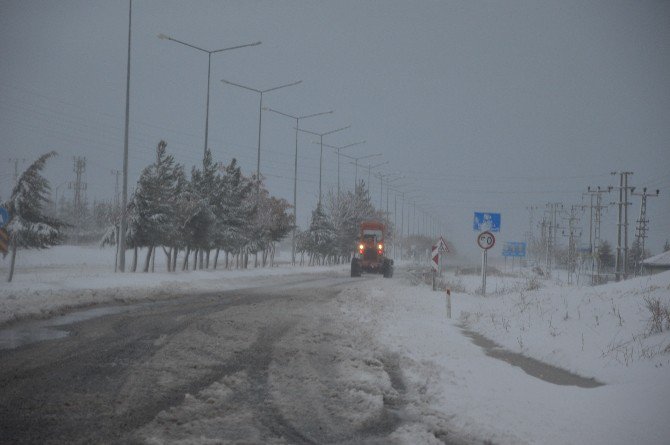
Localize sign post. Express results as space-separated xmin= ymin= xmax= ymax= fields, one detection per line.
xmin=431 ymin=237 xmax=449 ymax=291
xmin=431 ymin=244 xmax=438 ymax=290
xmin=477 ymin=231 xmax=495 ymax=295
xmin=473 ymin=212 xmax=500 ymax=296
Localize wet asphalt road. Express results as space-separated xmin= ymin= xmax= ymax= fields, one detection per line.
xmin=0 ymin=273 xmax=454 ymax=444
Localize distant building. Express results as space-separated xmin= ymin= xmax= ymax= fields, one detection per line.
xmin=642 ymin=250 xmax=670 ymax=274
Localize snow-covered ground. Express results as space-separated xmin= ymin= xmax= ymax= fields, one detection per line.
xmin=337 ymin=270 xmax=670 ymax=444
xmin=0 ymin=245 xmax=343 ymax=325
xmin=2 ymin=246 xmax=669 ymax=444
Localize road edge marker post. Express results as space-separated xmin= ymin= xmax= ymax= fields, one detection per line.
xmin=446 ymin=288 xmax=451 ymax=319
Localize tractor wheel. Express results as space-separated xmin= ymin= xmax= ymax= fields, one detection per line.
xmin=351 ymin=258 xmax=362 ymax=277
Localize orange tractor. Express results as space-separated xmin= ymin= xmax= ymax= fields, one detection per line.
xmin=350 ymin=221 xmax=394 ymax=278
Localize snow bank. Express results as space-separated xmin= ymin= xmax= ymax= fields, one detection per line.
xmin=334 ymin=269 xmax=670 ymax=444
xmin=0 ymin=245 xmax=345 ymax=325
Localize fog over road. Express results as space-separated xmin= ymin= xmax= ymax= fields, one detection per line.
xmin=0 ymin=272 xmax=467 ymax=444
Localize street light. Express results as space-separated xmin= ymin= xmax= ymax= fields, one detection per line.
xmin=321 ymin=141 xmax=366 ymax=197
xmin=262 ymin=106 xmax=333 ymax=266
xmin=221 ymin=78 xmax=302 ymax=198
xmin=343 ymin=152 xmax=382 ymax=187
xmin=119 ymin=0 xmax=132 ymax=273
xmin=381 ymin=173 xmax=404 ymax=204
xmin=297 ymin=125 xmax=350 ymax=204
xmin=158 ymin=34 xmax=261 ymax=160
xmin=375 ymin=171 xmax=403 ymax=211
xmin=362 ymin=160 xmax=389 ymax=193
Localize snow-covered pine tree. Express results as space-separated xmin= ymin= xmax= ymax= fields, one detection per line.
xmin=126 ymin=141 xmax=183 ymax=272
xmin=187 ymin=149 xmax=219 ymax=269
xmin=306 ymin=202 xmax=336 ymax=265
xmin=3 ymin=151 xmax=66 ymax=282
xmin=212 ymin=159 xmax=254 ymax=269
xmin=233 ymin=174 xmax=262 ymax=269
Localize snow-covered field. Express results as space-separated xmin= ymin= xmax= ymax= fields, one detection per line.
xmin=339 ymin=271 xmax=670 ymax=444
xmin=0 ymin=245 xmax=342 ymax=325
xmin=2 ymin=246 xmax=669 ymax=444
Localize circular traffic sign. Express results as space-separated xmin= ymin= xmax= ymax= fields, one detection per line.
xmin=477 ymin=231 xmax=495 ymax=250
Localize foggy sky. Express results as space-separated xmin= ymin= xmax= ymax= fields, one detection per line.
xmin=1 ymin=0 xmax=669 ymax=258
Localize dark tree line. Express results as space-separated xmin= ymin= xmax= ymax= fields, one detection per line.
xmin=102 ymin=141 xmax=293 ymax=272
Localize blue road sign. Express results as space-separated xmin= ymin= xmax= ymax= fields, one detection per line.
xmin=0 ymin=207 xmax=9 ymax=228
xmin=473 ymin=212 xmax=501 ymax=232
xmin=502 ymin=242 xmax=526 ymax=257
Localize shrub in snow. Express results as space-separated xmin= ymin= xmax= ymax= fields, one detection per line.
xmin=644 ymin=297 xmax=670 ymax=335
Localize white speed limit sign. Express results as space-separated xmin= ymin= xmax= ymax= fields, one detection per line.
xmin=477 ymin=231 xmax=495 ymax=250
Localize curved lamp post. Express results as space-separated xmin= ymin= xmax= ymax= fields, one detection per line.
xmin=221 ymin=78 xmax=302 ymax=199
xmin=297 ymin=125 xmax=350 ymax=204
xmin=158 ymin=34 xmax=261 ymax=160
xmin=262 ymin=107 xmax=333 ymax=265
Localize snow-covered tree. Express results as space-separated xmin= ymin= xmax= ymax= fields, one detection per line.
xmin=305 ymin=202 xmax=336 ymax=265
xmin=325 ymin=181 xmax=384 ymax=263
xmin=126 ymin=141 xmax=184 ymax=272
xmin=3 ymin=151 xmax=66 ymax=282
xmin=211 ymin=159 xmax=255 ymax=269
xmin=256 ymin=191 xmax=293 ymax=266
xmin=186 ymin=149 xmax=220 ymax=269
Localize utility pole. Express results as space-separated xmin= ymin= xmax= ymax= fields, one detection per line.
xmin=111 ymin=169 xmax=121 ymax=273
xmin=632 ymin=187 xmax=660 ymax=275
xmin=69 ymin=157 xmax=87 ymax=244
xmin=525 ymin=205 xmax=538 ymax=262
xmin=111 ymin=170 xmax=121 ymax=210
xmin=544 ymin=202 xmax=563 ymax=274
xmin=611 ymin=171 xmax=634 ymax=281
xmin=562 ymin=205 xmax=584 ymax=284
xmin=393 ymin=191 xmax=398 ymax=260
xmin=584 ymin=186 xmax=611 ymax=284
xmin=400 ymin=192 xmax=405 ymax=260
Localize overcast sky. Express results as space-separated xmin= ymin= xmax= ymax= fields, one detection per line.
xmin=1 ymin=0 xmax=669 ymax=258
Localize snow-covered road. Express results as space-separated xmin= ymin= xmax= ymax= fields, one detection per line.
xmin=1 ymin=246 xmax=669 ymax=444
xmin=0 ymin=272 xmax=469 ymax=444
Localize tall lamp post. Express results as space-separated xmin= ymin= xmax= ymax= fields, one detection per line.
xmin=158 ymin=34 xmax=261 ymax=160
xmin=118 ymin=0 xmax=132 ymax=273
xmin=362 ymin=160 xmax=388 ymax=198
xmin=343 ymin=152 xmax=381 ymax=187
xmin=262 ymin=107 xmax=333 ymax=265
xmin=321 ymin=141 xmax=366 ymax=198
xmin=297 ymin=125 xmax=350 ymax=204
xmin=221 ymin=79 xmax=302 ymax=198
